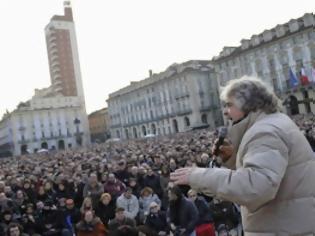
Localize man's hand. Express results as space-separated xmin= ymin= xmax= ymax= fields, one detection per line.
xmin=170 ymin=168 xmax=193 ymax=185
xmin=212 ymin=138 xmax=234 ymax=162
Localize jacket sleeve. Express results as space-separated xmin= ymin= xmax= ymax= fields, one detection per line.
xmin=188 ymin=131 xmax=289 ymax=212
xmin=185 ymin=201 xmax=199 ymax=234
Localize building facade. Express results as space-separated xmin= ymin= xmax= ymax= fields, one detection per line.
xmin=0 ymin=2 xmax=90 ymax=156
xmin=213 ymin=13 xmax=315 ymax=115
xmin=0 ymin=97 xmax=88 ymax=156
xmin=88 ymin=108 xmax=110 ymax=143
xmin=107 ymin=60 xmax=223 ymax=139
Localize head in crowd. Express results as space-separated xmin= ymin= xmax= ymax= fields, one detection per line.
xmin=115 ymin=207 xmax=125 ymax=221
xmin=149 ymin=201 xmax=159 ymax=214
xmin=140 ymin=187 xmax=153 ymax=198
xmin=168 ymin=184 xmax=182 ymax=203
xmin=66 ymin=198 xmax=75 ymax=210
xmin=83 ymin=210 xmax=95 ymax=223
xmin=123 ymin=187 xmax=133 ymax=199
xmin=108 ymin=173 xmax=116 ymax=183
xmin=100 ymin=193 xmax=111 ymax=205
xmin=187 ymin=189 xmax=198 ymax=202
xmin=7 ymin=223 xmax=23 ymax=236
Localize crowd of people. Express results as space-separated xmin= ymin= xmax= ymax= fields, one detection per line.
xmin=0 ymin=111 xmax=314 ymax=236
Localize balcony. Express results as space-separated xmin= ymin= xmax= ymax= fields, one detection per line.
xmin=51 ymin=61 xmax=60 ymax=68
xmin=18 ymin=139 xmax=29 ymax=144
xmin=49 ymin=47 xmax=58 ymax=55
xmin=50 ymin=54 xmax=59 ymax=62
xmin=49 ymin=35 xmax=57 ymax=43
xmin=49 ymin=42 xmax=57 ymax=50
xmin=176 ymin=109 xmax=192 ymax=116
xmin=54 ymin=86 xmax=63 ymax=93
xmin=54 ymin=80 xmax=62 ymax=86
xmin=199 ymin=105 xmax=219 ymax=112
xmin=18 ymin=126 xmax=26 ymax=131
xmin=52 ymin=73 xmax=61 ymax=81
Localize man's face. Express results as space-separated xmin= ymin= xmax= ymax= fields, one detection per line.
xmin=4 ymin=213 xmax=12 ymax=221
xmin=124 ymin=190 xmax=132 ymax=199
xmin=147 ymin=168 xmax=153 ymax=176
xmin=66 ymin=202 xmax=74 ymax=210
xmin=150 ymin=205 xmax=159 ymax=214
xmin=9 ymin=226 xmax=20 ymax=236
xmin=116 ymin=211 xmax=125 ymax=221
xmin=223 ymin=97 xmax=245 ymax=122
xmin=84 ymin=211 xmax=93 ymax=223
xmin=168 ymin=190 xmax=178 ymax=201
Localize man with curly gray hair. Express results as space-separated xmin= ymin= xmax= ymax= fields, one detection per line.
xmin=171 ymin=76 xmax=315 ymax=235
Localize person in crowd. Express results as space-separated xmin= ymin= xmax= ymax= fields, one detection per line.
xmin=36 ymin=185 xmax=50 ymax=203
xmin=60 ymin=198 xmax=81 ymax=236
xmin=21 ymin=179 xmax=36 ymax=204
xmin=116 ymin=188 xmax=139 ymax=221
xmin=138 ymin=187 xmax=161 ymax=224
xmin=144 ymin=201 xmax=168 ymax=236
xmin=0 ymin=192 xmax=14 ymax=212
xmin=53 ymin=180 xmax=70 ymax=202
xmin=80 ymin=197 xmax=94 ymax=215
xmin=305 ymin=129 xmax=315 ymax=151
xmin=168 ymin=185 xmax=198 ymax=236
xmin=6 ymin=223 xmax=29 ymax=236
xmin=127 ymin=177 xmax=141 ymax=197
xmin=95 ymin=193 xmax=116 ymax=227
xmin=114 ymin=160 xmax=130 ymax=186
xmin=103 ymin=174 xmax=126 ymax=201
xmin=171 ymin=76 xmax=315 ymax=235
xmin=21 ymin=203 xmax=38 ymax=235
xmin=143 ymin=168 xmax=163 ymax=199
xmin=76 ymin=210 xmax=107 ymax=236
xmin=107 ymin=207 xmax=136 ymax=234
xmin=83 ymin=173 xmax=103 ymax=208
xmin=0 ymin=209 xmax=16 ymax=235
xmin=187 ymin=189 xmax=215 ymax=236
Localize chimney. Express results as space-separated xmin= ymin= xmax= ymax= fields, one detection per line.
xmin=149 ymin=70 xmax=153 ymax=77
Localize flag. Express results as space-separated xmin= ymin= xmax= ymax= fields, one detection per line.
xmin=289 ymin=68 xmax=299 ymax=87
xmin=300 ymin=67 xmax=310 ymax=86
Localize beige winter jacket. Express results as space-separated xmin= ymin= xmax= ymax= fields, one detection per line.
xmin=189 ymin=111 xmax=315 ymax=235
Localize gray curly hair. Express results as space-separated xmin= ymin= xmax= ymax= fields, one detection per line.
xmin=220 ymin=76 xmax=282 ymax=114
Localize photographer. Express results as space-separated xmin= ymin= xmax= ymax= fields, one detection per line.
xmin=171 ymin=76 xmax=315 ymax=235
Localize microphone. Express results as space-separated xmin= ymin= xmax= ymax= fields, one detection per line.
xmin=213 ymin=127 xmax=228 ymax=156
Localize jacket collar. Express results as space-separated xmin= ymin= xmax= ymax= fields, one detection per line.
xmin=223 ymin=110 xmax=265 ymax=170
xmin=228 ymin=110 xmax=265 ymax=152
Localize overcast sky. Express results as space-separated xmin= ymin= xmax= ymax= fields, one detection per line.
xmin=0 ymin=0 xmax=314 ymax=118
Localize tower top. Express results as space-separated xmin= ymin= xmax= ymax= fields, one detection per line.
xmin=64 ymin=1 xmax=71 ymax=8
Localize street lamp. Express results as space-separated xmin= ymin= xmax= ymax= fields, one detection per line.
xmin=74 ymin=118 xmax=82 ymax=146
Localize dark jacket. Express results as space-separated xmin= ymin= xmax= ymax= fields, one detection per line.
xmin=143 ymin=174 xmax=163 ymax=198
xmin=145 ymin=211 xmax=169 ymax=233
xmin=107 ymin=217 xmax=136 ymax=233
xmin=194 ymin=196 xmax=213 ymax=226
xmin=95 ymin=201 xmax=116 ymax=226
xmin=76 ymin=217 xmax=107 ymax=236
xmin=169 ymin=196 xmax=198 ymax=235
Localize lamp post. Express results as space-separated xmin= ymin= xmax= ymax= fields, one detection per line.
xmin=74 ymin=118 xmax=82 ymax=146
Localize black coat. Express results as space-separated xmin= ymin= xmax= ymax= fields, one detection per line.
xmin=169 ymin=197 xmax=198 ymax=235
xmin=194 ymin=196 xmax=213 ymax=226
xmin=95 ymin=200 xmax=116 ymax=226
xmin=143 ymin=174 xmax=163 ymax=198
xmin=145 ymin=211 xmax=169 ymax=233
